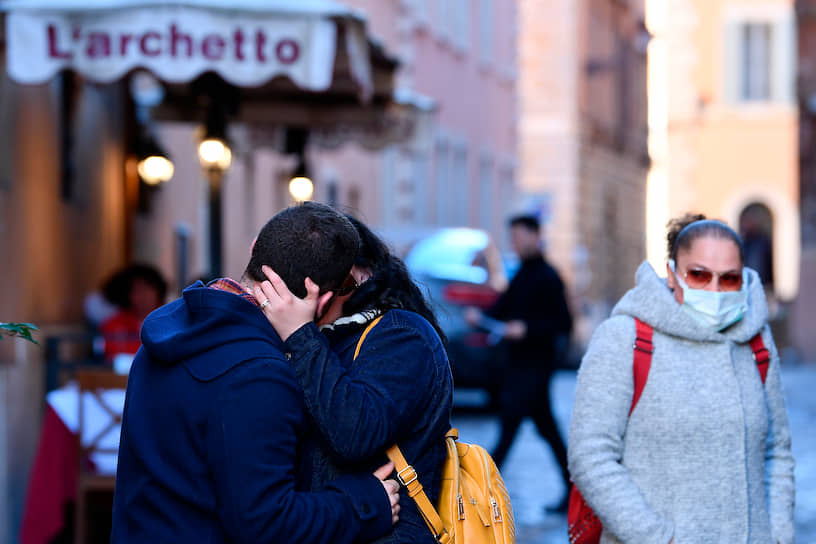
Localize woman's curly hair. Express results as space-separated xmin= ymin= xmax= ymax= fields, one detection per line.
xmin=666 ymin=212 xmax=743 ymax=262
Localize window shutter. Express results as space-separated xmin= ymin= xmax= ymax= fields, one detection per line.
xmin=771 ymin=12 xmax=795 ymax=104
xmin=723 ymin=20 xmax=741 ymax=105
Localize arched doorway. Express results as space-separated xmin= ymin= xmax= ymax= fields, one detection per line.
xmin=739 ymin=202 xmax=774 ymax=289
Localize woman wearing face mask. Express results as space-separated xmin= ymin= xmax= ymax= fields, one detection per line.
xmin=568 ymin=213 xmax=795 ymax=544
xmin=253 ymin=216 xmax=453 ymax=544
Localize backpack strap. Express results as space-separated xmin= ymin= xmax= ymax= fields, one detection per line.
xmin=630 ymin=318 xmax=654 ymax=416
xmin=353 ymin=315 xmax=452 ymax=544
xmin=353 ymin=315 xmax=385 ymax=360
xmin=385 ymin=443 xmax=452 ymax=544
xmin=749 ymin=332 xmax=770 ymax=384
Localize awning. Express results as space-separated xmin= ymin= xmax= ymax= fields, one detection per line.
xmin=2 ymin=0 xmax=383 ymax=102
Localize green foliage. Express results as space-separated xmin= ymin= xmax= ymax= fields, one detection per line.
xmin=0 ymin=322 xmax=39 ymax=345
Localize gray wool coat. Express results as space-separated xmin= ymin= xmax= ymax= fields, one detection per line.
xmin=568 ymin=262 xmax=795 ymax=544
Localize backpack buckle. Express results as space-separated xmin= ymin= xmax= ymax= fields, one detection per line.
xmin=397 ymin=465 xmax=418 ymax=486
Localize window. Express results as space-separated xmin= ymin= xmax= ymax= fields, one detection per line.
xmin=453 ymin=145 xmax=469 ymax=225
xmin=434 ymin=141 xmax=449 ymax=225
xmin=0 ymin=68 xmax=12 ymax=190
xmin=479 ymin=155 xmax=493 ymax=230
xmin=413 ymin=0 xmax=428 ymax=27
xmin=413 ymin=152 xmax=430 ymax=224
xmin=723 ymin=7 xmax=794 ymax=105
xmin=381 ymin=147 xmax=397 ymax=227
xmin=455 ymin=0 xmax=471 ymax=52
xmin=740 ymin=23 xmax=772 ymax=101
xmin=479 ymin=0 xmax=493 ymax=65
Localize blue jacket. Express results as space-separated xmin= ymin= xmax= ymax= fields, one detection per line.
xmin=284 ymin=309 xmax=454 ymax=544
xmin=111 ymin=282 xmax=392 ymax=543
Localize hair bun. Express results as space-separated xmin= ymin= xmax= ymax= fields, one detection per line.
xmin=666 ymin=213 xmax=707 ymax=259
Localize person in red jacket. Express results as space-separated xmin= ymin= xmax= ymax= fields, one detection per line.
xmin=99 ymin=264 xmax=167 ymax=362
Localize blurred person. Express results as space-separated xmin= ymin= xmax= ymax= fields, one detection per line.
xmin=112 ymin=202 xmax=400 ymax=544
xmin=98 ymin=263 xmax=167 ymax=361
xmin=253 ymin=215 xmax=453 ymax=544
xmin=568 ymin=214 xmax=795 ymax=543
xmin=465 ymin=214 xmax=573 ymax=513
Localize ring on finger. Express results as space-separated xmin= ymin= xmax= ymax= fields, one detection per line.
xmin=260 ymin=299 xmax=271 ymax=310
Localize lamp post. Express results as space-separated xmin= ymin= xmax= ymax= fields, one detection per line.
xmin=198 ymin=132 xmax=232 ymax=278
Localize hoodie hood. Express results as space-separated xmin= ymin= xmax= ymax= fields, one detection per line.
xmin=612 ymin=261 xmax=768 ymax=344
xmin=139 ymin=281 xmax=283 ymax=381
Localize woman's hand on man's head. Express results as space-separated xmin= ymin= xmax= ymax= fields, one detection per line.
xmin=253 ymin=265 xmax=334 ymax=341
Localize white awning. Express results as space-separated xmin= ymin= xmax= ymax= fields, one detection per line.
xmin=2 ymin=0 xmax=375 ymax=99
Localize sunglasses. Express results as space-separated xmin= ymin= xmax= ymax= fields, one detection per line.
xmin=682 ymin=267 xmax=743 ymax=291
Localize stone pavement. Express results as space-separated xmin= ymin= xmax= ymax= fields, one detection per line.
xmin=451 ymin=364 xmax=816 ymax=544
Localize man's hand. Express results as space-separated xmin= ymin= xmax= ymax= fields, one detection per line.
xmin=504 ymin=320 xmax=527 ymax=340
xmin=373 ymin=462 xmax=400 ymax=525
xmin=252 ymin=266 xmax=333 ymax=341
xmin=464 ymin=307 xmax=483 ymax=327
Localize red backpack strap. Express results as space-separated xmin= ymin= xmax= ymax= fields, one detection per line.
xmin=749 ymin=332 xmax=770 ymax=384
xmin=630 ymin=318 xmax=654 ymax=416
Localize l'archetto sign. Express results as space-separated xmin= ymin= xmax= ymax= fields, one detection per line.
xmin=6 ymin=6 xmax=344 ymax=88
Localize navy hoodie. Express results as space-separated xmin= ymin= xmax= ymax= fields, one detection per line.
xmin=111 ymin=281 xmax=392 ymax=543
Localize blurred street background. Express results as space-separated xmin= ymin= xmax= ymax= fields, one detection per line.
xmin=2 ymin=0 xmax=816 ymax=542
xmin=453 ymin=364 xmax=816 ymax=543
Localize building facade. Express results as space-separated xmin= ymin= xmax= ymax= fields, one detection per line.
xmin=646 ymin=0 xmax=800 ymax=349
xmin=794 ymin=0 xmax=816 ymax=359
xmin=308 ymin=0 xmax=519 ymax=253
xmin=0 ymin=2 xmax=519 ymax=539
xmin=518 ymin=0 xmax=650 ymax=346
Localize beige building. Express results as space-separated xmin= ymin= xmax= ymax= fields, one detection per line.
xmin=518 ymin=0 xmax=650 ymax=345
xmin=645 ymin=0 xmax=799 ymax=307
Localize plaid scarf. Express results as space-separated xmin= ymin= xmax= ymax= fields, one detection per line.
xmin=208 ymin=277 xmax=259 ymax=307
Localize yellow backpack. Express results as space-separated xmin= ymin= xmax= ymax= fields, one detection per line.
xmin=355 ymin=316 xmax=515 ymax=544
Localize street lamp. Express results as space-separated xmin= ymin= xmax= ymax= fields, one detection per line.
xmin=289 ymin=176 xmax=314 ymax=202
xmin=198 ymin=137 xmax=232 ymax=171
xmin=136 ymin=134 xmax=174 ymax=186
xmin=198 ymin=116 xmax=232 ymax=278
xmin=288 ymin=153 xmax=313 ymax=202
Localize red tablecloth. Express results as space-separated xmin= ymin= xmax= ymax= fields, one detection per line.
xmin=19 ymin=404 xmax=79 ymax=544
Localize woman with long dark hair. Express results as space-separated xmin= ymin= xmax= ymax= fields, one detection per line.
xmin=253 ymin=215 xmax=453 ymax=544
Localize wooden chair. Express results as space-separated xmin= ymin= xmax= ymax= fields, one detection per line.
xmin=74 ymin=370 xmax=128 ymax=544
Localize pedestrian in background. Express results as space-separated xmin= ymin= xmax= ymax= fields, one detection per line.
xmin=465 ymin=213 xmax=573 ymax=513
xmin=98 ymin=263 xmax=167 ymax=362
xmin=568 ymin=213 xmax=795 ymax=543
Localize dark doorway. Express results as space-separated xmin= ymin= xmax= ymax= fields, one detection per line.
xmin=739 ymin=202 xmax=774 ymax=289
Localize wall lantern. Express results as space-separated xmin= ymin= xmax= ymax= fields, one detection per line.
xmin=289 ymin=175 xmax=314 ymax=202
xmin=288 ymin=156 xmax=313 ymax=202
xmin=198 ymin=135 xmax=232 ymax=172
xmin=136 ymin=135 xmax=174 ymax=185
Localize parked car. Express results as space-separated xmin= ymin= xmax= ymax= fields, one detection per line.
xmin=405 ymin=228 xmax=517 ymax=409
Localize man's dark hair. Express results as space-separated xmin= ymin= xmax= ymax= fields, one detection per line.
xmin=244 ymin=202 xmax=360 ymax=298
xmin=509 ymin=214 xmax=540 ymax=232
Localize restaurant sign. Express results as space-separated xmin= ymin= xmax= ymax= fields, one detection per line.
xmin=6 ymin=7 xmax=342 ymax=88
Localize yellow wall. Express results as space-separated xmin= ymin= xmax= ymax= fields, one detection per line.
xmin=648 ymin=0 xmax=799 ymax=299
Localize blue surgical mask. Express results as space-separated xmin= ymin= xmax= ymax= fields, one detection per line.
xmin=668 ymin=260 xmax=748 ymax=331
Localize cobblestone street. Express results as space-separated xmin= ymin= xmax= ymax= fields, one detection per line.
xmin=452 ymin=364 xmax=816 ymax=543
